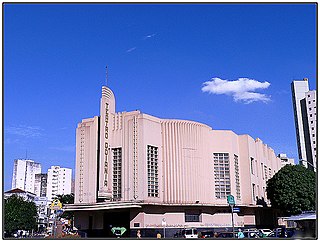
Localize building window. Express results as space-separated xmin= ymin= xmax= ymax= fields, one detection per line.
xmin=268 ymin=168 xmax=272 ymax=179
xmin=264 ymin=166 xmax=268 ymax=180
xmin=147 ymin=145 xmax=159 ymax=197
xmin=234 ymin=155 xmax=241 ymax=200
xmin=112 ymin=148 xmax=122 ymax=200
xmin=214 ymin=153 xmax=231 ymax=199
xmin=185 ymin=210 xmax=201 ymax=222
xmin=310 ymin=114 xmax=312 ymax=117
xmin=252 ymin=183 xmax=256 ymax=201
xmin=250 ymin=157 xmax=254 ymax=175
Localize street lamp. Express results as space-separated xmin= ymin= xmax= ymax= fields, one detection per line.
xmin=162 ymin=218 xmax=166 ymax=238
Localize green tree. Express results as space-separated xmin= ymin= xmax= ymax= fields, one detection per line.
xmin=53 ymin=193 xmax=74 ymax=220
xmin=266 ymin=164 xmax=315 ymax=215
xmin=54 ymin=193 xmax=74 ymax=205
xmin=4 ymin=195 xmax=38 ymax=234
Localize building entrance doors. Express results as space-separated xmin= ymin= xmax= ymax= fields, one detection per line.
xmin=103 ymin=210 xmax=130 ymax=237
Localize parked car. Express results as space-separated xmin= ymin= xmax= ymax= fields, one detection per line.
xmin=217 ymin=232 xmax=238 ymax=238
xmin=243 ymin=231 xmax=262 ymax=238
xmin=259 ymin=229 xmax=273 ymax=236
xmin=267 ymin=230 xmax=286 ymax=238
xmin=200 ymin=230 xmax=214 ymax=238
xmin=175 ymin=228 xmax=198 ymax=239
xmin=244 ymin=228 xmax=259 ymax=233
xmin=267 ymin=231 xmax=278 ymax=238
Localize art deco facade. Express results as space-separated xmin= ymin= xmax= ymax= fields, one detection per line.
xmin=67 ymin=85 xmax=284 ymax=237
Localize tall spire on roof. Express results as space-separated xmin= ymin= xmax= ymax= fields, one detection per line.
xmin=105 ymin=65 xmax=108 ymax=87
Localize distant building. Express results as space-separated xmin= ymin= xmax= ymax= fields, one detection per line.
xmin=277 ymin=154 xmax=295 ymax=167
xmin=11 ymin=159 xmax=41 ymax=194
xmin=46 ymin=166 xmax=72 ymax=201
xmin=34 ymin=173 xmax=48 ymax=197
xmin=71 ymin=178 xmax=75 ymax=194
xmin=34 ymin=196 xmax=49 ymax=231
xmin=291 ymin=78 xmax=317 ymax=171
xmin=4 ymin=188 xmax=36 ymax=202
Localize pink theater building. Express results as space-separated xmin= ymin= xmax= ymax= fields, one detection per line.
xmin=65 ymin=84 xmax=283 ymax=237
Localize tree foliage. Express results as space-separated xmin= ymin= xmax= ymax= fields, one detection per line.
xmin=266 ymin=164 xmax=315 ymax=215
xmin=53 ymin=193 xmax=74 ymax=219
xmin=54 ymin=193 xmax=74 ymax=205
xmin=4 ymin=195 xmax=38 ymax=233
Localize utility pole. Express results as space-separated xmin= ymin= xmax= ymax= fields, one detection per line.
xmin=231 ymin=204 xmax=235 ymax=238
xmin=227 ymin=194 xmax=235 ymax=238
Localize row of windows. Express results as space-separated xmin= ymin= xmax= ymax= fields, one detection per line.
xmin=234 ymin=155 xmax=241 ymax=200
xmin=214 ymin=153 xmax=231 ymax=199
xmin=109 ymin=148 xmax=274 ymax=201
xmin=112 ymin=148 xmax=122 ymax=199
xmin=251 ymin=157 xmax=274 ymax=180
xmin=147 ymin=145 xmax=159 ymax=197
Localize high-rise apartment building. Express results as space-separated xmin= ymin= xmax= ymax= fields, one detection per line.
xmin=46 ymin=166 xmax=72 ymax=201
xmin=34 ymin=173 xmax=48 ymax=197
xmin=277 ymin=153 xmax=295 ymax=167
xmin=291 ymin=78 xmax=317 ymax=171
xmin=11 ymin=159 xmax=41 ymax=193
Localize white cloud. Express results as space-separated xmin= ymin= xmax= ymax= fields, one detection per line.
xmin=143 ymin=33 xmax=156 ymax=40
xmin=5 ymin=125 xmax=44 ymax=137
xmin=201 ymin=77 xmax=271 ymax=104
xmin=126 ymin=47 xmax=137 ymax=53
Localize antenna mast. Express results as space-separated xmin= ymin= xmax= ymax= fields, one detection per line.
xmin=105 ymin=65 xmax=108 ymax=86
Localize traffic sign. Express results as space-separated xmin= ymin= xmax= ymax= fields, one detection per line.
xmin=227 ymin=195 xmax=235 ymax=205
xmin=233 ymin=207 xmax=240 ymax=213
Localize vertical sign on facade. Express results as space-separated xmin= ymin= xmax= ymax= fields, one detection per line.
xmin=104 ymin=102 xmax=109 ymax=186
xmin=133 ymin=115 xmax=138 ymax=199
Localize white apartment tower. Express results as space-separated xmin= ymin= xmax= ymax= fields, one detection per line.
xmin=277 ymin=153 xmax=295 ymax=167
xmin=46 ymin=166 xmax=72 ymax=201
xmin=291 ymin=78 xmax=317 ymax=171
xmin=306 ymin=90 xmax=317 ymax=167
xmin=11 ymin=159 xmax=41 ymax=193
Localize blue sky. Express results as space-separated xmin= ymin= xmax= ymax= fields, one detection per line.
xmin=4 ymin=3 xmax=316 ymax=190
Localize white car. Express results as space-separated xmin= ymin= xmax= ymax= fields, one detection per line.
xmin=181 ymin=228 xmax=198 ymax=238
xmin=259 ymin=229 xmax=273 ymax=236
xmin=244 ymin=228 xmax=259 ymax=233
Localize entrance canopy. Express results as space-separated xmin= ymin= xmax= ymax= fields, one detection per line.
xmin=64 ymin=201 xmax=142 ymax=211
